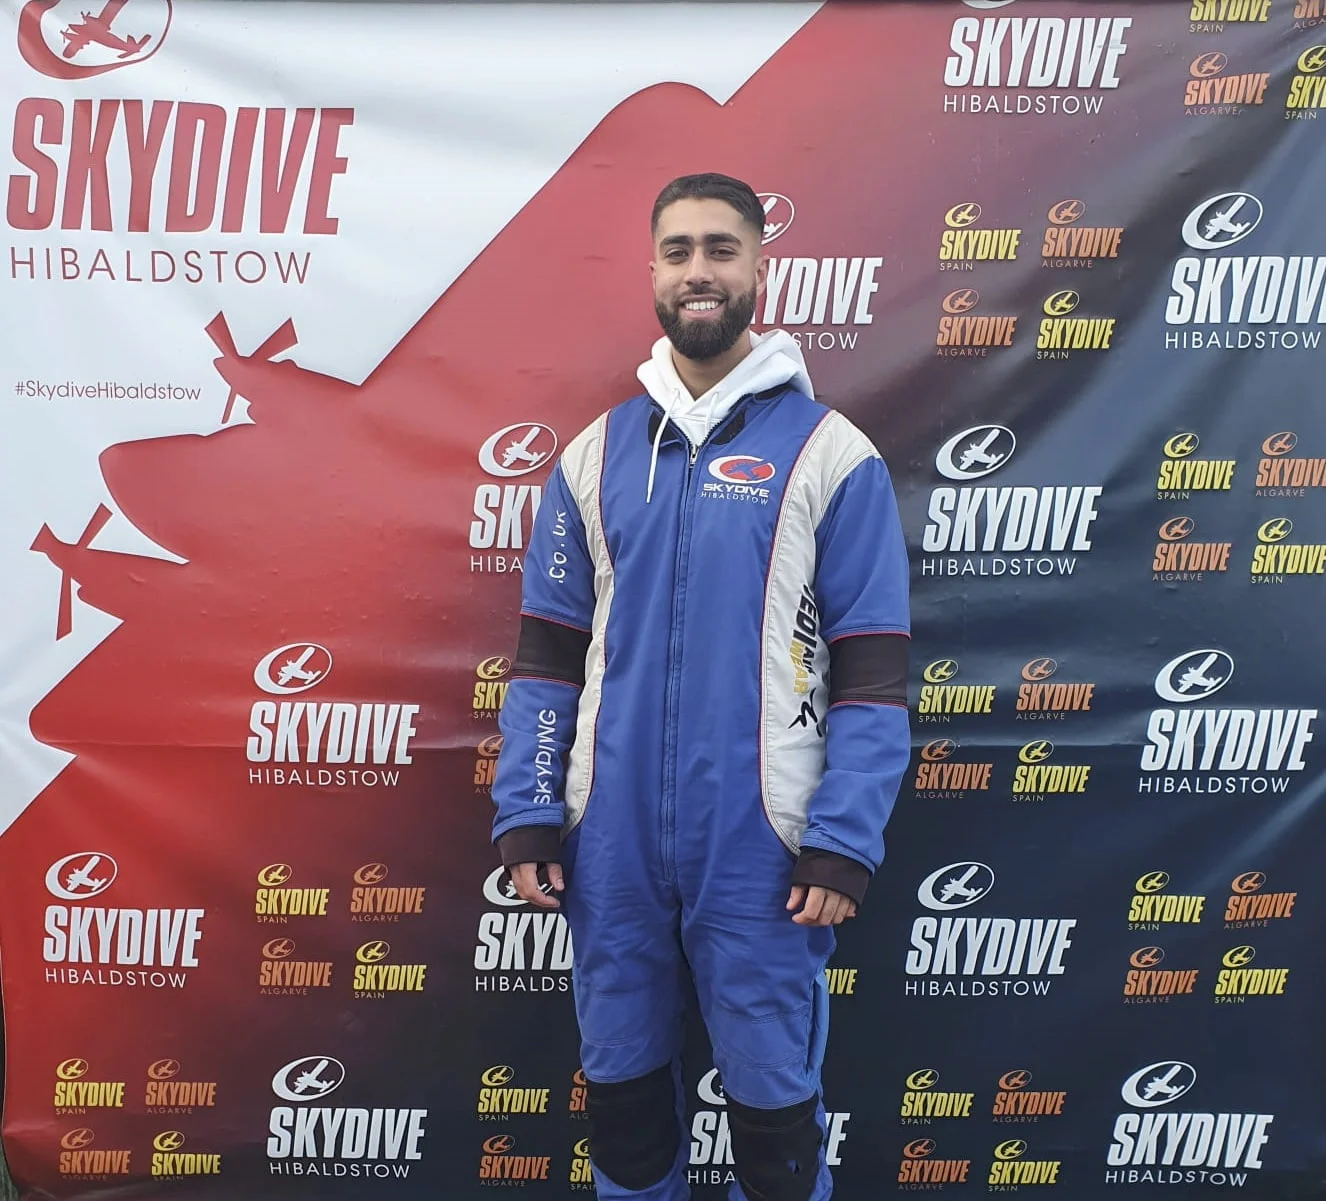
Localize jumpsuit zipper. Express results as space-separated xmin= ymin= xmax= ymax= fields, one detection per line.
xmin=660 ymin=438 xmax=698 ymax=882
xmin=658 ymin=401 xmax=752 ymax=884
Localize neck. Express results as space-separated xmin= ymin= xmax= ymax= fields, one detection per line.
xmin=671 ymin=331 xmax=753 ymax=399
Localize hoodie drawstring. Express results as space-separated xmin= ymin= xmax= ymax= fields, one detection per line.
xmin=648 ymin=387 xmax=721 ymax=502
xmin=645 ymin=408 xmax=669 ymax=504
xmin=646 ymin=388 xmax=685 ymax=504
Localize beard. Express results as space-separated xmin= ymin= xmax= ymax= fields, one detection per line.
xmin=654 ymin=287 xmax=757 ymax=361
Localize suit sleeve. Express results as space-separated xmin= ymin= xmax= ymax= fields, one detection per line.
xmin=793 ymin=452 xmax=911 ymax=905
xmin=489 ymin=459 xmax=596 ymax=867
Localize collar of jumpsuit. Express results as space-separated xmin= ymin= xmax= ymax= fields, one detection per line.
xmin=636 ymin=328 xmax=816 ymax=502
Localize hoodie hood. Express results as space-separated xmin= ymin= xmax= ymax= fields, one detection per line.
xmin=637 ymin=329 xmax=814 ymax=502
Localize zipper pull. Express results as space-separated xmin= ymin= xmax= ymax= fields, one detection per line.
xmin=689 ymin=443 xmax=699 ymax=466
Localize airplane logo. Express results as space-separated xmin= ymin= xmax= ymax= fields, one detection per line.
xmin=254 ymin=643 xmax=332 ymax=695
xmin=935 ymin=424 xmax=1016 ymax=481
xmin=1121 ymin=1061 xmax=1197 ymax=1109
xmin=354 ymin=862 xmax=389 ymax=886
xmin=1130 ymin=946 xmax=1165 ymax=969
xmin=1230 ymin=871 xmax=1266 ymax=895
xmin=1042 ymin=290 xmax=1080 ymax=317
xmin=355 ymin=941 xmax=390 ymax=964
xmin=1159 ymin=517 xmax=1195 ymax=542
xmin=63 ymin=0 xmax=153 ymax=59
xmin=478 ymin=423 xmax=558 ymax=478
xmin=942 ymin=288 xmax=980 ymax=315
xmin=944 ymin=202 xmax=983 ymax=229
xmin=923 ymin=659 xmax=959 ymax=684
xmin=257 ymin=863 xmax=293 ymax=888
xmin=920 ymin=739 xmax=957 ymax=762
xmin=1189 ymin=52 xmax=1228 ymax=79
xmin=698 ymin=1068 xmax=727 ymax=1106
xmin=271 ymin=1056 xmax=346 ymax=1103
xmin=756 ymin=193 xmax=796 ymax=246
xmin=1222 ymin=946 xmax=1256 ymax=968
xmin=18 ymin=0 xmax=172 ymax=80
xmin=1297 ymin=45 xmax=1326 ymax=74
xmin=1164 ymin=432 xmax=1199 ymax=459
xmin=476 ymin=656 xmax=511 ymax=681
xmin=1257 ymin=518 xmax=1293 ymax=543
xmin=917 ymin=862 xmax=995 ymax=912
xmin=1181 ymin=192 xmax=1263 ymax=252
xmin=1047 ymin=199 xmax=1085 ymax=226
xmin=45 ymin=851 xmax=119 ymax=901
xmin=1018 ymin=741 xmax=1053 ymax=764
xmin=1154 ymin=649 xmax=1234 ymax=705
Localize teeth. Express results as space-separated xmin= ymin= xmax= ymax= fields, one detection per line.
xmin=683 ymin=300 xmax=720 ymax=311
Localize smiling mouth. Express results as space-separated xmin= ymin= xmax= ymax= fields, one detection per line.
xmin=680 ymin=297 xmax=724 ymax=315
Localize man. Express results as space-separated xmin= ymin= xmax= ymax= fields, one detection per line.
xmin=489 ymin=173 xmax=910 ymax=1201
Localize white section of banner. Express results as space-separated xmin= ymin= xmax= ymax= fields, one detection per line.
xmin=0 ymin=0 xmax=821 ymax=831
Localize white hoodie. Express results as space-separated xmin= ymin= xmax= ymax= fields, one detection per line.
xmin=636 ymin=328 xmax=815 ymax=502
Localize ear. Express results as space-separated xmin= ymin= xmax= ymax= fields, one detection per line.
xmin=755 ymin=253 xmax=768 ymax=298
xmin=648 ymin=259 xmax=656 ymax=284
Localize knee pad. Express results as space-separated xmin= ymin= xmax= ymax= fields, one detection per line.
xmin=585 ymin=1064 xmax=680 ymax=1191
xmin=727 ymin=1094 xmax=823 ymax=1201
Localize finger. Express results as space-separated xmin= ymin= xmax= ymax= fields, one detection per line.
xmin=794 ymin=887 xmax=826 ymax=926
xmin=830 ymin=895 xmax=853 ymax=925
xmin=786 ymin=884 xmax=807 ymax=912
xmin=816 ymin=893 xmax=843 ymax=927
xmin=512 ymin=864 xmax=558 ymax=909
xmin=547 ymin=863 xmax=565 ymax=892
xmin=816 ymin=890 xmax=848 ymax=927
xmin=846 ymin=901 xmax=858 ymax=920
xmin=509 ymin=863 xmax=535 ymax=898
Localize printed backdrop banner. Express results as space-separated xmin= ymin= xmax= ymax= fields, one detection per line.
xmin=1 ymin=0 xmax=1324 ymax=1198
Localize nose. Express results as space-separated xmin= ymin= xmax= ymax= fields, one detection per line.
xmin=683 ymin=248 xmax=715 ymax=290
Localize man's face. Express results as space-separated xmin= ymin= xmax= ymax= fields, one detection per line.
xmin=650 ymin=197 xmax=766 ymax=361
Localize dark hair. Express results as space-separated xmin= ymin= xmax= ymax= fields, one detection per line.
xmin=650 ymin=173 xmax=764 ymax=241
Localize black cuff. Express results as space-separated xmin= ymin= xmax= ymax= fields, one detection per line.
xmin=828 ymin=632 xmax=908 ymax=708
xmin=791 ymin=848 xmax=871 ymax=906
xmin=515 ymin=614 xmax=591 ymax=687
xmin=496 ymin=825 xmax=562 ymax=868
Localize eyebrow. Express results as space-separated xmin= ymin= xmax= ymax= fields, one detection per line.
xmin=659 ymin=232 xmax=743 ymax=249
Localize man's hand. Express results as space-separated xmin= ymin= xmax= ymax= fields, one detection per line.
xmin=786 ymin=884 xmax=857 ymax=926
xmin=509 ymin=862 xmax=564 ymax=909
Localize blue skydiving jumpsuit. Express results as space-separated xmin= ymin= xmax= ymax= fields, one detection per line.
xmin=490 ymin=375 xmax=910 ymax=1201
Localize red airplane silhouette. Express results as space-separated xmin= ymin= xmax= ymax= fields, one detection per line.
xmin=61 ymin=0 xmax=150 ymax=59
